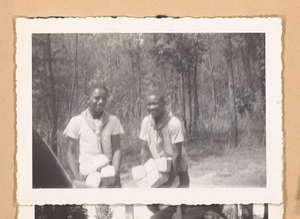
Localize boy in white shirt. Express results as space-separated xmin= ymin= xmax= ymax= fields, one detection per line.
xmin=64 ymin=82 xmax=124 ymax=188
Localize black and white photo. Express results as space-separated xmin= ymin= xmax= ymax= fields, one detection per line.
xmin=16 ymin=18 xmax=283 ymax=205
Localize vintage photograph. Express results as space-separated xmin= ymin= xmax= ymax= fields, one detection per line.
xmin=32 ymin=32 xmax=266 ymax=189
xmin=17 ymin=18 xmax=282 ymax=204
xmin=17 ymin=204 xmax=278 ymax=219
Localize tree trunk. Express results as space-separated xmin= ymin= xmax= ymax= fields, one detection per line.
xmin=43 ymin=34 xmax=58 ymax=155
xmin=236 ymin=49 xmax=243 ymax=89
xmin=128 ymin=36 xmax=138 ymax=117
xmin=193 ymin=56 xmax=200 ymax=132
xmin=187 ymin=64 xmax=192 ymax=134
xmin=136 ymin=47 xmax=142 ymax=120
xmin=181 ymin=71 xmax=187 ymax=132
xmin=68 ymin=34 xmax=78 ymax=121
xmin=241 ymin=46 xmax=253 ymax=92
xmin=208 ymin=33 xmax=217 ymax=115
xmin=226 ymin=34 xmax=238 ymax=148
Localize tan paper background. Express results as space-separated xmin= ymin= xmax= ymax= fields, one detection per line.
xmin=0 ymin=0 xmax=297 ymax=218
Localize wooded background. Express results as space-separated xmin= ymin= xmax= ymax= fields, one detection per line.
xmin=32 ymin=33 xmax=265 ymax=177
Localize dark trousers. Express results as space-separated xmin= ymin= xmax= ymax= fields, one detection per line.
xmin=158 ymin=170 xmax=190 ymax=188
xmin=148 ymin=170 xmax=190 ymax=217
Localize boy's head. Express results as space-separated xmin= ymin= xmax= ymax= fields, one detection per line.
xmin=146 ymin=90 xmax=166 ymax=119
xmin=86 ymin=82 xmax=108 ymax=115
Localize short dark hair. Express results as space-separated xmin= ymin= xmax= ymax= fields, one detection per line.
xmin=146 ymin=90 xmax=165 ymax=102
xmin=86 ymin=82 xmax=108 ymax=97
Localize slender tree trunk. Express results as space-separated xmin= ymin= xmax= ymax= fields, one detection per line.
xmin=136 ymin=47 xmax=142 ymax=119
xmin=128 ymin=36 xmax=138 ymax=117
xmin=241 ymin=46 xmax=253 ymax=92
xmin=76 ymin=67 xmax=79 ymax=113
xmin=187 ymin=64 xmax=193 ymax=134
xmin=236 ymin=49 xmax=243 ymax=89
xmin=68 ymin=34 xmax=78 ymax=121
xmin=43 ymin=34 xmax=58 ymax=155
xmin=181 ymin=71 xmax=187 ymax=132
xmin=226 ymin=34 xmax=238 ymax=148
xmin=193 ymin=56 xmax=200 ymax=132
xmin=208 ymin=33 xmax=217 ymax=115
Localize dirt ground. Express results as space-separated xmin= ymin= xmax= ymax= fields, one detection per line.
xmin=120 ymin=142 xmax=266 ymax=188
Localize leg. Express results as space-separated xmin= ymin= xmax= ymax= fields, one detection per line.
xmin=113 ymin=175 xmax=122 ymax=188
xmin=177 ymin=170 xmax=190 ymax=188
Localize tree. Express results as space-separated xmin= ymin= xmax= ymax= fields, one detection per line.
xmin=42 ymin=34 xmax=58 ymax=155
xmin=95 ymin=204 xmax=113 ymax=219
xmin=207 ymin=33 xmax=217 ymax=115
xmin=225 ymin=33 xmax=238 ymax=148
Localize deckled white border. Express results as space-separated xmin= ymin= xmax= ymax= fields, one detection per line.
xmin=18 ymin=204 xmax=284 ymax=218
xmin=16 ymin=17 xmax=283 ymax=205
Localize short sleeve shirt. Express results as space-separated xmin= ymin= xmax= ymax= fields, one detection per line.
xmin=139 ymin=115 xmax=188 ymax=171
xmin=64 ymin=113 xmax=124 ymax=164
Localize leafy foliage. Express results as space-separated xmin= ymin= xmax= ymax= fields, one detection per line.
xmin=32 ymin=33 xmax=266 ymax=179
xmin=95 ymin=205 xmax=113 ymax=219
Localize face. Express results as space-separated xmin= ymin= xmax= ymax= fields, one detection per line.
xmin=147 ymin=94 xmax=165 ymax=119
xmin=87 ymin=88 xmax=108 ymax=115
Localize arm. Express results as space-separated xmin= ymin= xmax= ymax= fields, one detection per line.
xmin=140 ymin=140 xmax=151 ymax=165
xmin=111 ymin=134 xmax=122 ymax=176
xmin=67 ymin=137 xmax=81 ymax=181
xmin=165 ymin=142 xmax=182 ymax=187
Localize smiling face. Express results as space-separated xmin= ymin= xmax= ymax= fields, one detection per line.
xmin=87 ymin=88 xmax=108 ymax=117
xmin=147 ymin=94 xmax=165 ymax=120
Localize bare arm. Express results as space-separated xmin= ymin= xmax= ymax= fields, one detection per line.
xmin=67 ymin=137 xmax=81 ymax=181
xmin=165 ymin=142 xmax=182 ymax=187
xmin=111 ymin=134 xmax=122 ymax=175
xmin=140 ymin=140 xmax=151 ymax=165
